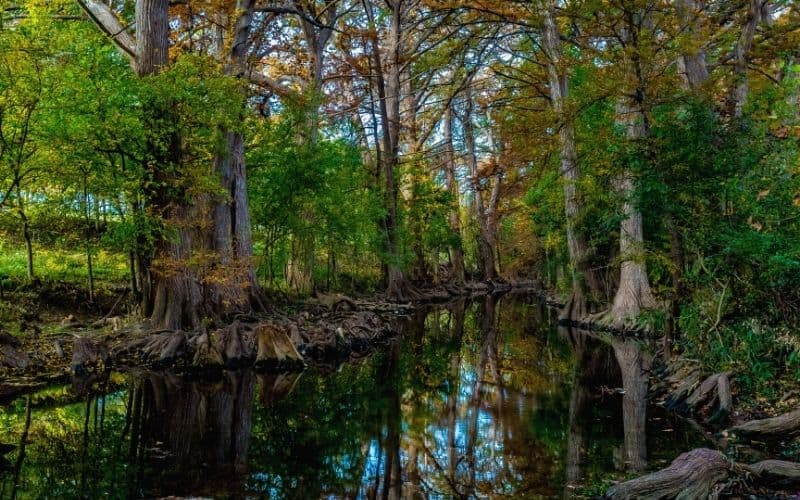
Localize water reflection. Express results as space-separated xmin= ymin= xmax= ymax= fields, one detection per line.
xmin=561 ymin=327 xmax=621 ymax=495
xmin=0 ymin=296 xmax=702 ymax=499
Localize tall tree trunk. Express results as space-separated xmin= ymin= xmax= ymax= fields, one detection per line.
xmin=730 ymin=0 xmax=764 ymax=118
xmin=16 ymin=187 xmax=34 ymax=281
xmin=464 ymin=86 xmax=498 ymax=281
xmin=444 ymin=106 xmax=465 ymax=283
xmin=608 ymin=13 xmax=657 ymax=327
xmin=136 ymin=0 xmax=202 ymax=329
xmin=287 ymin=232 xmax=315 ymax=294
xmin=543 ymin=4 xmax=601 ymax=319
xmin=82 ymin=173 xmax=95 ymax=302
xmin=135 ymin=0 xmax=262 ymax=329
xmin=284 ymin=4 xmax=337 ymax=292
xmin=128 ymin=250 xmax=139 ymax=299
xmin=364 ymin=0 xmax=415 ymax=300
xmin=667 ymin=0 xmax=711 ymax=355
xmin=676 ymin=0 xmax=709 ymax=89
xmin=609 ymin=157 xmax=656 ymax=325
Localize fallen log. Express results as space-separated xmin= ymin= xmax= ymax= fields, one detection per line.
xmin=605 ymin=448 xmax=731 ymax=499
xmin=728 ymin=407 xmax=800 ymax=438
xmin=311 ymin=293 xmax=358 ymax=311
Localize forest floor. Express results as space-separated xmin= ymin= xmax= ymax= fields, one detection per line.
xmin=0 ymin=278 xmax=541 ymax=403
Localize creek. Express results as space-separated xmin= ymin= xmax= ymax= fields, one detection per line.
xmin=0 ymin=295 xmax=704 ymax=498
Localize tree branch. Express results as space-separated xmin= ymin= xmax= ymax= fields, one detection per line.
xmin=75 ymin=0 xmax=136 ymax=61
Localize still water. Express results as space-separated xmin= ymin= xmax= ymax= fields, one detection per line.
xmin=0 ymin=295 xmax=702 ymax=499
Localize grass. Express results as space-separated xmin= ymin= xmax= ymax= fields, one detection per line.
xmin=0 ymin=244 xmax=129 ymax=284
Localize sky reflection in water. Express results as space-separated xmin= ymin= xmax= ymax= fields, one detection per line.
xmin=0 ymin=295 xmax=702 ymax=499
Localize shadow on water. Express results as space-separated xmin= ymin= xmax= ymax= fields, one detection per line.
xmin=0 ymin=295 xmax=705 ymax=498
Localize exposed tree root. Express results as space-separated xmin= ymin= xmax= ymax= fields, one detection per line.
xmin=0 ymin=332 xmax=30 ymax=370
xmin=605 ymin=448 xmax=731 ymax=499
xmin=558 ymin=309 xmax=652 ymax=338
xmin=71 ymin=337 xmax=110 ymax=375
xmin=651 ymin=358 xmax=735 ymax=427
xmin=254 ymin=323 xmax=303 ymax=369
xmin=727 ymin=407 xmax=800 ymax=438
xmin=606 ymin=448 xmax=800 ymax=499
xmin=192 ymin=331 xmax=224 ymax=368
xmin=746 ymin=459 xmax=800 ymax=486
xmin=559 ymin=288 xmax=588 ymax=322
xmin=213 ymin=321 xmax=256 ymax=368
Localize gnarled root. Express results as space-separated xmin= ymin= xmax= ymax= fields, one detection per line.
xmin=727 ymin=407 xmax=800 ymax=438
xmin=71 ymin=337 xmax=110 ymax=375
xmin=606 ymin=448 xmax=731 ymax=499
xmin=192 ymin=331 xmax=223 ymax=368
xmin=213 ymin=321 xmax=256 ymax=369
xmin=141 ymin=330 xmax=187 ymax=364
xmin=559 ymin=288 xmax=588 ymax=322
xmin=656 ymin=360 xmax=735 ymax=426
xmin=746 ymin=459 xmax=800 ymax=486
xmin=607 ymin=449 xmax=800 ymax=499
xmin=254 ymin=323 xmax=304 ymax=370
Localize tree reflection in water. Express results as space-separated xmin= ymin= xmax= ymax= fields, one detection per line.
xmin=0 ymin=296 xmax=703 ymax=498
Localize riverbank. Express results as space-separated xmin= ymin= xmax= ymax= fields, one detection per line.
xmin=0 ymin=280 xmax=541 ymax=402
xmin=565 ymin=325 xmax=800 ymax=498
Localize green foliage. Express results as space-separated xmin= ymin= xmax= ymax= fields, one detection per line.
xmin=247 ymin=104 xmax=382 ymax=290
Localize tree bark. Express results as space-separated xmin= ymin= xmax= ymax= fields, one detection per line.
xmin=608 ymin=17 xmax=657 ymax=326
xmin=675 ymin=0 xmax=709 ymax=89
xmin=543 ymin=4 xmax=601 ymax=319
xmin=464 ymin=86 xmax=499 ymax=281
xmin=443 ymin=106 xmax=465 ymax=283
xmin=728 ymin=407 xmax=800 ymax=437
xmin=363 ymin=0 xmax=416 ymax=300
xmin=730 ymin=0 xmax=763 ymax=118
xmin=20 ymin=205 xmax=34 ymax=281
xmin=605 ymin=448 xmax=730 ymax=499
